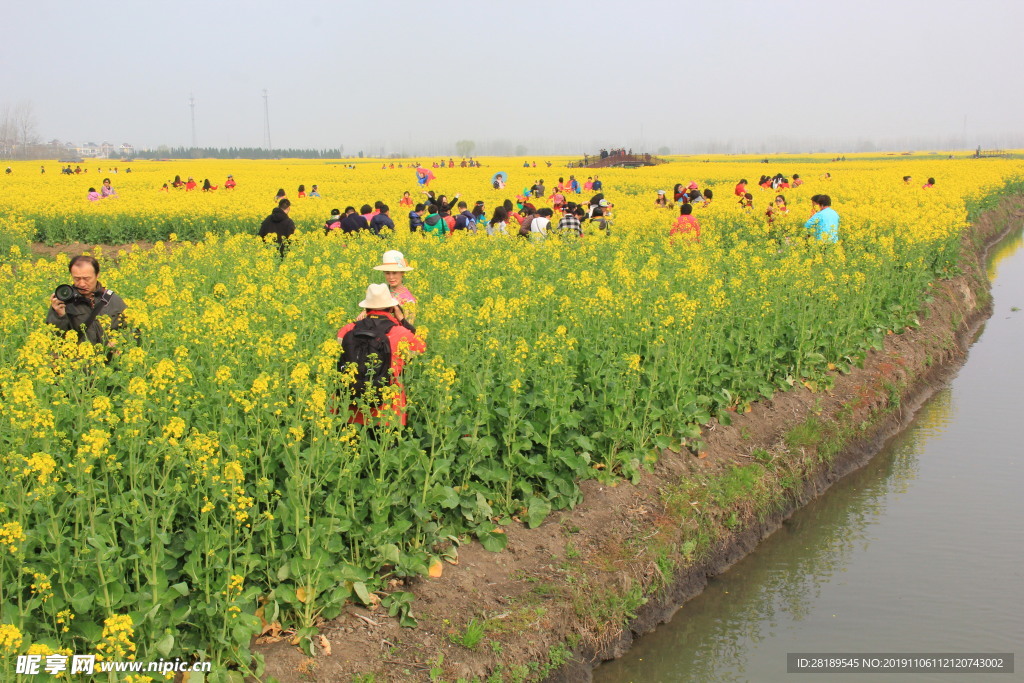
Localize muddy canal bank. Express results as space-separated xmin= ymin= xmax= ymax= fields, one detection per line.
xmin=259 ymin=196 xmax=1023 ymax=683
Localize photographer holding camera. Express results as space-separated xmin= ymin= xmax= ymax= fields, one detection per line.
xmin=46 ymin=255 xmax=127 ymax=345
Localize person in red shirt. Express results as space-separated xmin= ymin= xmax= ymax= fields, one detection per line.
xmin=734 ymin=179 xmax=747 ymax=196
xmin=670 ymin=204 xmax=701 ymax=242
xmin=185 ymin=177 xmax=197 ymax=191
xmin=224 ymin=175 xmax=237 ymax=190
xmin=399 ymin=191 xmax=413 ymax=207
xmin=336 ymin=284 xmax=425 ymax=427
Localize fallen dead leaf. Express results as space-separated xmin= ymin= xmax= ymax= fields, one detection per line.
xmin=318 ymin=635 xmax=332 ymax=656
xmin=259 ymin=621 xmax=282 ymax=638
xmin=428 ymin=558 xmax=444 ymax=578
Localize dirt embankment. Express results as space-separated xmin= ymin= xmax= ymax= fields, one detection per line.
xmin=255 ymin=197 xmax=1023 ymax=683
xmin=29 ymin=242 xmax=164 ymax=261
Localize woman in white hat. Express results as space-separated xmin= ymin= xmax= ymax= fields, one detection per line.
xmin=373 ymin=250 xmax=417 ymax=324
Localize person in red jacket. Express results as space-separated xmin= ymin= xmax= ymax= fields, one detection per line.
xmin=670 ymin=203 xmax=701 ymax=242
xmin=734 ymin=179 xmax=747 ymax=196
xmin=336 ymin=283 xmax=425 ymax=427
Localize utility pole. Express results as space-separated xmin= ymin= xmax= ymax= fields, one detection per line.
xmin=189 ymin=93 xmax=197 ymax=149
xmin=263 ymin=89 xmax=273 ymax=156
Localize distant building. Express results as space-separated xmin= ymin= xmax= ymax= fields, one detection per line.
xmin=71 ymin=141 xmax=134 ymax=159
xmin=76 ymin=142 xmax=104 ymax=158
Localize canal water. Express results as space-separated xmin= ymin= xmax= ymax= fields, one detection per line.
xmin=594 ymin=229 xmax=1024 ymax=683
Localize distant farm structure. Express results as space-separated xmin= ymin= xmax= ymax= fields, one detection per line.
xmin=974 ymin=147 xmax=1008 ymax=158
xmin=569 ymin=148 xmax=668 ymax=169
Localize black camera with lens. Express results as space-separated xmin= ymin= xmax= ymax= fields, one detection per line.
xmin=54 ymin=284 xmax=89 ymax=306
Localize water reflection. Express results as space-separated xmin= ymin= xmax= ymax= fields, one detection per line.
xmin=596 ymin=386 xmax=957 ymax=682
xmin=986 ymin=228 xmax=1022 ymax=280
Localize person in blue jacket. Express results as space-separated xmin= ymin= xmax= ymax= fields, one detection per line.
xmin=409 ymin=203 xmax=426 ymax=232
xmin=804 ymin=194 xmax=839 ymax=242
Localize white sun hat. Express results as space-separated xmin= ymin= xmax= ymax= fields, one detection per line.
xmin=358 ymin=283 xmax=401 ymax=309
xmin=373 ymin=250 xmax=414 ymax=272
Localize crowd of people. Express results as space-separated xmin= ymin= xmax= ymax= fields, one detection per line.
xmin=60 ymin=165 xmax=131 ymax=175
xmin=657 ymin=180 xmax=714 ymax=242
xmin=57 ymin=165 xmax=131 ymax=175
xmin=648 ymin=174 xmax=844 ymax=244
xmin=382 ymin=158 xmax=483 ymax=170
xmin=256 ymin=169 xmax=861 ymax=251
xmin=306 ymin=185 xmax=617 ymax=244
xmin=159 ymin=174 xmax=237 ymax=192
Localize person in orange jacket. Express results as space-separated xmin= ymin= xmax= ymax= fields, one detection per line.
xmin=336 ymin=283 xmax=425 ymax=427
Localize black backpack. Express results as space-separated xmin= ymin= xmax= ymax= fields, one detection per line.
xmin=338 ymin=316 xmax=396 ymax=403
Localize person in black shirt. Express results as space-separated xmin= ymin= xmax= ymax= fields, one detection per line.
xmin=341 ymin=206 xmax=369 ymax=234
xmin=258 ymin=198 xmax=296 ymax=257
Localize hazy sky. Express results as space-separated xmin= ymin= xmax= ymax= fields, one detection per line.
xmin=3 ymin=0 xmax=1023 ymax=154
